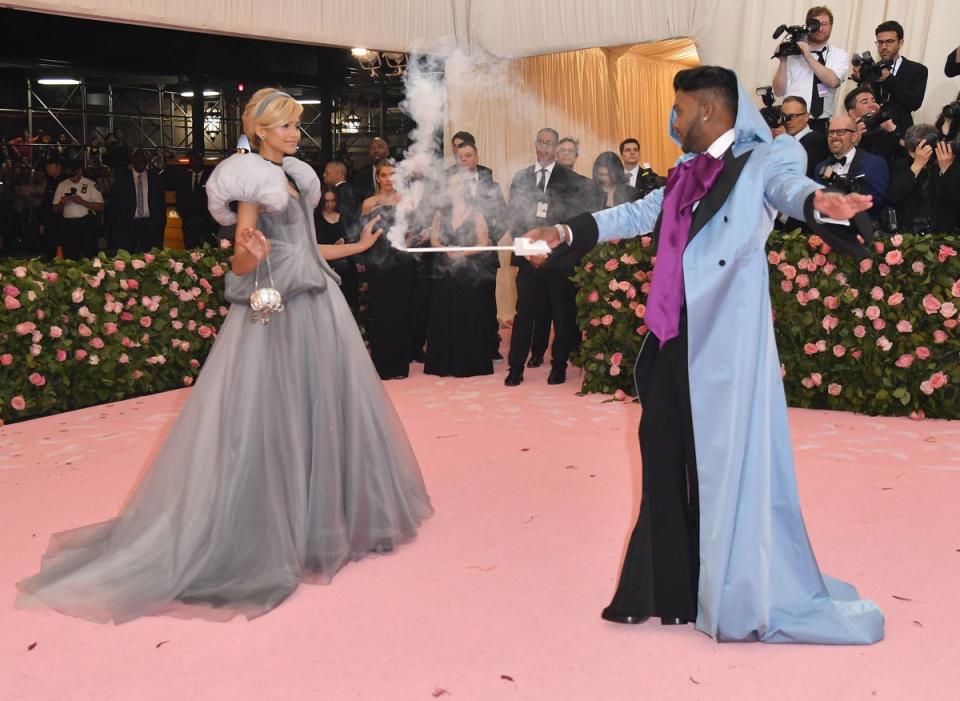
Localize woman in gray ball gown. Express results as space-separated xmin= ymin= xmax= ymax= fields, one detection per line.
xmin=17 ymin=89 xmax=433 ymax=623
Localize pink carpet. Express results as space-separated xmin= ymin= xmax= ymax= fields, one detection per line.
xmin=2 ymin=359 xmax=958 ymax=700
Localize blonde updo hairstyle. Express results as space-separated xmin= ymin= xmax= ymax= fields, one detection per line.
xmin=242 ymin=88 xmax=303 ymax=150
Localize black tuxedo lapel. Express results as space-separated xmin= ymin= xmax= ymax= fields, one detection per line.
xmin=847 ymin=148 xmax=865 ymax=176
xmin=688 ymin=147 xmax=751 ymax=242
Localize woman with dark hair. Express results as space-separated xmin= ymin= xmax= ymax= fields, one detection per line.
xmin=935 ymin=90 xmax=960 ymax=140
xmin=316 ymin=185 xmax=361 ymax=310
xmin=591 ymin=151 xmax=640 ymax=210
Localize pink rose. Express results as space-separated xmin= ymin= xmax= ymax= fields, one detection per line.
xmin=852 ymin=350 xmax=863 ymax=359
xmin=823 ymin=296 xmax=839 ymax=310
xmin=822 ymin=315 xmax=838 ymax=332
xmin=71 ymin=288 xmax=84 ymax=303
xmin=610 ymin=300 xmax=622 ymax=310
xmin=811 ymin=373 xmax=822 ymax=387
xmin=617 ymin=281 xmax=631 ymax=293
xmin=910 ymin=410 xmax=925 ymax=421
xmin=876 ymin=336 xmax=892 ymax=352
xmin=885 ymin=249 xmax=903 ymax=265
xmin=219 ymin=306 xmax=229 ymax=317
xmin=895 ymin=354 xmax=913 ymax=368
xmin=120 ymin=311 xmax=134 ymax=322
xmin=610 ymin=352 xmax=623 ymax=366
xmin=48 ymin=325 xmax=62 ymax=338
xmin=90 ymin=337 xmax=105 ymax=349
xmin=781 ymin=280 xmax=793 ymax=292
xmin=74 ymin=348 xmax=88 ymax=360
xmin=118 ymin=353 xmax=129 ymax=364
xmin=140 ymin=316 xmax=152 ymax=328
xmin=144 ymin=253 xmax=156 ymax=263
xmin=583 ymin=262 xmax=594 ymax=271
xmin=808 ymin=235 xmax=823 ymax=248
xmin=827 ymin=383 xmax=842 ymax=396
xmin=859 ymin=259 xmax=873 ymax=273
xmin=625 ymin=285 xmax=637 ymax=300
xmin=132 ymin=370 xmax=144 ymax=379
xmin=608 ymin=279 xmax=619 ymax=292
xmin=922 ymin=294 xmax=942 ymax=314
xmin=812 ymin=253 xmax=827 ymax=267
xmin=613 ymin=389 xmax=627 ymax=401
xmin=609 ymin=365 xmax=621 ymax=377
xmin=211 ymin=264 xmax=225 ymax=277
xmin=634 ymin=304 xmax=646 ymax=318
xmin=951 ymin=279 xmax=960 ymax=298
xmin=183 ymin=376 xmax=194 ymax=386
xmin=640 ymin=236 xmax=652 ymax=248
xmin=43 ymin=271 xmax=58 ymax=282
xmin=912 ymin=261 xmax=925 ymax=274
xmin=114 ymin=260 xmax=126 ymax=271
xmin=801 ymin=376 xmax=815 ymax=389
xmin=865 ymin=305 xmax=881 ymax=320
xmin=29 ymin=343 xmax=41 ymax=356
xmin=103 ymin=322 xmax=118 ymax=335
xmin=55 ymin=349 xmax=67 ymax=362
xmin=636 ymin=325 xmax=648 ymax=336
xmin=872 ymin=318 xmax=886 ymax=331
xmin=4 ymin=295 xmax=20 ymax=310
xmin=815 ymin=340 xmax=828 ymax=352
xmin=916 ymin=346 xmax=931 ymax=360
xmin=28 ymin=372 xmax=45 ymax=386
xmin=796 ymin=273 xmax=809 ymax=288
xmin=127 ymin=279 xmax=139 ymax=290
xmin=604 ymin=259 xmax=619 ymax=272
xmin=15 ymin=321 xmax=36 ymax=335
xmin=187 ymin=320 xmax=197 ymax=331
xmin=189 ymin=359 xmax=200 ymax=369
xmin=600 ymin=315 xmax=614 ymax=327
xmin=870 ymin=286 xmax=884 ymax=301
xmin=131 ymin=259 xmax=145 ymax=270
xmin=822 ymin=263 xmax=836 ymax=275
xmin=833 ymin=344 xmax=846 ymax=357
xmin=587 ymin=291 xmax=600 ymax=303
xmin=78 ymin=323 xmax=92 ymax=337
xmin=929 ymin=371 xmax=948 ymax=389
xmin=896 ymin=320 xmax=913 ymax=333
xmin=890 ymin=234 xmax=903 ymax=247
xmin=941 ymin=302 xmax=957 ymax=318
xmin=807 ymin=287 xmax=821 ymax=300
xmin=803 ymin=343 xmax=818 ymax=355
xmin=874 ymin=241 xmax=885 ymax=254
xmin=3 ymin=284 xmax=19 ymax=297
xmin=933 ymin=330 xmax=948 ymax=344
xmin=939 ymin=244 xmax=957 ymax=263
xmin=620 ymin=254 xmax=637 ymax=265
xmin=172 ymin=320 xmax=184 ymax=330
xmin=768 ymin=251 xmax=781 ymax=265
xmin=887 ymin=292 xmax=904 ymax=306
xmin=796 ymin=290 xmax=809 ymax=306
xmin=0 ymin=353 xmax=12 ymax=366
xmin=781 ymin=265 xmax=797 ymax=280
xmin=11 ymin=396 xmax=26 ymax=411
xmin=920 ymin=380 xmax=934 ymax=395
xmin=946 ymin=319 xmax=959 ymax=329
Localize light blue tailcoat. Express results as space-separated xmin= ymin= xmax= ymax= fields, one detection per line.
xmin=591 ymin=80 xmax=884 ymax=644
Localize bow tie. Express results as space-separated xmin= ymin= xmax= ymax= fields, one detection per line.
xmin=829 ymin=155 xmax=847 ymax=167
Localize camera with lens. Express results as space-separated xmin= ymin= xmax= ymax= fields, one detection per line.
xmin=941 ymin=101 xmax=960 ymax=121
xmin=929 ymin=134 xmax=960 ymax=158
xmin=858 ymin=104 xmax=895 ymax=132
xmin=820 ymin=171 xmax=869 ymax=196
xmin=756 ymin=86 xmax=785 ymax=129
xmin=850 ymin=51 xmax=893 ymax=84
xmin=771 ymin=18 xmax=821 ymax=58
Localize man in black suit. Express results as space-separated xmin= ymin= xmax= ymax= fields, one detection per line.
xmin=351 ymin=137 xmax=391 ymax=202
xmin=319 ymin=161 xmax=361 ymax=310
xmin=781 ymin=96 xmax=829 ymax=178
xmin=887 ymin=123 xmax=960 ymax=233
xmin=38 ymin=157 xmax=66 ymax=260
xmin=852 ymin=20 xmax=927 ymax=133
xmin=844 ymin=86 xmax=905 ymax=165
xmin=504 ymin=127 xmax=583 ymax=386
xmin=175 ymin=152 xmax=217 ymax=249
xmin=110 ymin=149 xmax=165 ymax=252
xmin=815 ymin=114 xmax=890 ymax=216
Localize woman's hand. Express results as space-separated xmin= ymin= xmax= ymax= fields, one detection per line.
xmin=935 ymin=140 xmax=955 ymax=174
xmin=236 ymin=227 xmax=271 ymax=260
xmin=358 ymin=215 xmax=383 ymax=251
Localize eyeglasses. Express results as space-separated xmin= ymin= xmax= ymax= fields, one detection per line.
xmin=827 ymin=128 xmax=855 ymax=136
xmin=535 ymin=140 xmax=557 ymax=147
xmin=875 ymin=38 xmax=900 ymax=47
xmin=782 ymin=112 xmax=807 ymax=121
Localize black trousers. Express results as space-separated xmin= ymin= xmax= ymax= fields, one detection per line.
xmin=606 ymin=328 xmax=700 ymax=621
xmin=508 ymin=267 xmax=579 ymax=372
xmin=531 ymin=295 xmax=551 ymax=360
xmin=183 ymin=217 xmax=218 ymax=249
xmin=61 ymin=217 xmax=99 ymax=260
xmin=114 ymin=218 xmax=162 ymax=253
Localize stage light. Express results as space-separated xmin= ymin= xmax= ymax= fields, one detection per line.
xmin=352 ymin=48 xmax=370 ymax=57
xmin=38 ymin=78 xmax=80 ymax=85
xmin=297 ymin=99 xmax=321 ymax=105
xmin=237 ymin=83 xmax=245 ymax=92
xmin=343 ymin=112 xmax=361 ymax=134
xmin=180 ymin=90 xmax=220 ymax=98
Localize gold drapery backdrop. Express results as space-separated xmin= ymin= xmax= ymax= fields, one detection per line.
xmin=444 ymin=40 xmax=699 ymax=322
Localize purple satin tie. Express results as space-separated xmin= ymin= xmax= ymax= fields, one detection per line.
xmin=645 ymin=152 xmax=725 ymax=347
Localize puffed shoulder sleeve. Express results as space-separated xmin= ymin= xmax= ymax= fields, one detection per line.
xmin=205 ymin=153 xmax=289 ymax=225
xmin=282 ymin=157 xmax=322 ymax=210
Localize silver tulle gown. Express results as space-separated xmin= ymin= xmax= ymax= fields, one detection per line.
xmin=16 ymin=154 xmax=433 ymax=623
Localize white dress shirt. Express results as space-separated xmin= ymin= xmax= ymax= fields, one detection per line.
xmin=134 ymin=170 xmax=150 ymax=218
xmin=53 ymin=177 xmax=103 ymax=219
xmin=783 ymin=45 xmax=850 ymax=119
xmin=534 ymin=160 xmax=556 ymax=190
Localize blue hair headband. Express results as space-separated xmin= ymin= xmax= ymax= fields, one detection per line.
xmin=255 ymin=91 xmax=292 ymax=118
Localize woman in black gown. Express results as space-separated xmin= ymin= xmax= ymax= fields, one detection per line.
xmin=360 ymin=161 xmax=419 ymax=380
xmin=316 ymin=187 xmax=361 ymax=310
xmin=424 ymin=172 xmax=496 ymax=378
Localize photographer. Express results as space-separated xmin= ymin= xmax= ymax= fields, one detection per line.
xmin=772 ymin=6 xmax=849 ymax=133
xmin=814 ymin=115 xmax=889 ymax=216
xmin=935 ymin=92 xmax=960 ymax=141
xmin=781 ymin=96 xmax=830 ymax=177
xmin=844 ymin=86 xmax=905 ymax=164
xmin=946 ymin=46 xmax=960 ymax=78
xmin=52 ymin=160 xmax=103 ymax=259
xmin=851 ymin=21 xmax=928 ymax=132
xmin=887 ymin=123 xmax=960 ymax=234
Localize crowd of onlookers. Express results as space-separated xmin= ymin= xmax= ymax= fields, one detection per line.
xmin=767 ymin=7 xmax=960 ymax=235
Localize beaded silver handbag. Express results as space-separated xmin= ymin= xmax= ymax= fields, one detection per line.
xmin=249 ymin=248 xmax=284 ymax=324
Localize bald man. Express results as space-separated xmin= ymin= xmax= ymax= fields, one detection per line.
xmin=814 ymin=114 xmax=890 ymax=214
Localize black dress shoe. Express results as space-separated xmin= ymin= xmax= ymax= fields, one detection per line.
xmin=492 ymin=350 xmax=504 ymax=362
xmin=547 ymin=368 xmax=566 ymax=385
xmin=526 ymin=355 xmax=544 ymax=368
xmin=660 ymin=617 xmax=692 ymax=625
xmin=504 ymin=369 xmax=523 ymax=386
xmin=601 ymin=607 xmax=649 ymax=624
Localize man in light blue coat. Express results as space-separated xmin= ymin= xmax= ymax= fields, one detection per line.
xmin=530 ymin=66 xmax=884 ymax=644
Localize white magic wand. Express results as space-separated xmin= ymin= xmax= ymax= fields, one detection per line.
xmin=399 ymin=236 xmax=552 ymax=256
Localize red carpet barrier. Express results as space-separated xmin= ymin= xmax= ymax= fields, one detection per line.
xmin=572 ymin=231 xmax=960 ymax=419
xmin=2 ymin=233 xmax=958 ymax=422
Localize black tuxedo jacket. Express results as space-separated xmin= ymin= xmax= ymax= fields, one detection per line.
xmin=172 ymin=169 xmax=211 ymax=222
xmin=946 ymin=48 xmax=960 ymax=78
xmin=873 ymin=56 xmax=928 ymax=132
xmin=351 ymin=164 xmax=378 ymax=202
xmin=814 ymin=148 xmax=890 ymax=213
xmin=798 ymin=130 xmax=830 ymax=178
xmin=887 ymin=157 xmax=960 ymax=232
xmin=110 ymin=169 xmax=165 ymax=232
